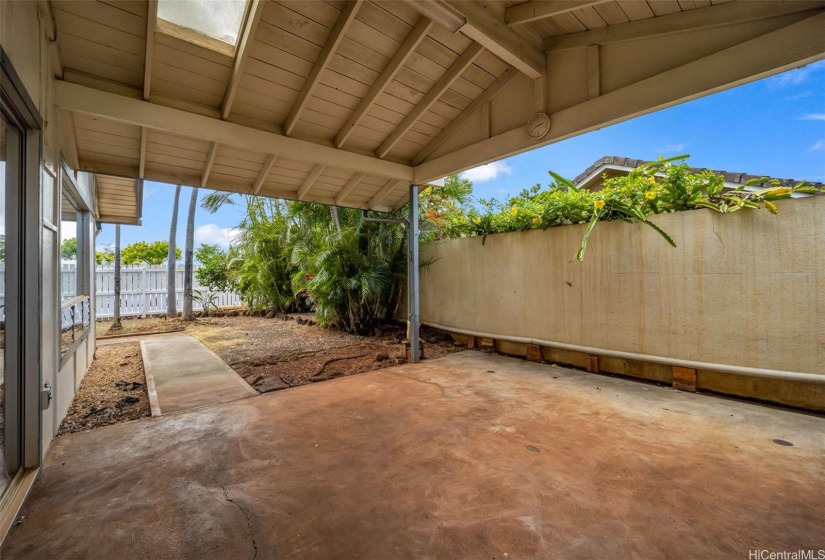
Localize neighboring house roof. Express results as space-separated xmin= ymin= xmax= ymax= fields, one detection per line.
xmin=573 ymin=156 xmax=823 ymax=193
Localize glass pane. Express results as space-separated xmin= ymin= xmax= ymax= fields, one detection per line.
xmin=60 ymin=192 xmax=80 ymax=301
xmin=1 ymin=113 xmax=18 ymax=495
xmin=157 ymin=0 xmax=247 ymax=46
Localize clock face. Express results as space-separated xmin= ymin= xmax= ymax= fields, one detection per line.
xmin=526 ymin=112 xmax=551 ymax=140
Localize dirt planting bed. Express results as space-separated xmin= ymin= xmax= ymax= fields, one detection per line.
xmin=96 ymin=316 xmax=185 ymax=338
xmin=185 ymin=315 xmax=463 ymax=393
xmin=58 ymin=342 xmax=150 ymax=435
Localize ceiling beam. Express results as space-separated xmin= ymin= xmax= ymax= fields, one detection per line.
xmin=335 ymin=16 xmax=433 ymax=148
xmin=285 ymin=0 xmax=362 ymax=136
xmin=369 ymin=179 xmax=406 ymax=209
xmin=139 ymin=127 xmax=147 ymax=178
xmin=543 ymin=0 xmax=825 ymax=51
xmin=201 ymin=142 xmax=219 ymax=187
xmin=505 ymin=1 xmax=606 ymax=26
xmin=415 ymin=12 xmax=825 ymax=183
xmin=412 ymin=66 xmax=517 ymax=166
xmin=143 ymin=0 xmax=158 ymax=100
xmin=222 ymin=0 xmax=265 ymax=119
xmin=335 ymin=172 xmax=366 ymax=205
xmin=297 ymin=164 xmax=326 ymax=200
xmin=442 ymin=1 xmax=544 ymax=79
xmin=55 ymin=81 xmax=414 ymax=181
xmin=377 ymin=42 xmax=484 ymax=159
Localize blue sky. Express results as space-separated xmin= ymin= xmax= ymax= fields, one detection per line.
xmin=96 ymin=60 xmax=825 ymax=251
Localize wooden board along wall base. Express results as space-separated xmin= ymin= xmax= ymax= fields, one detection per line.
xmin=673 ymin=366 xmax=697 ymax=393
xmin=526 ymin=344 xmax=542 ymax=362
xmin=587 ymin=355 xmax=600 ymax=374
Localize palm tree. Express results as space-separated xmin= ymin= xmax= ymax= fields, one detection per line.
xmin=109 ymin=225 xmax=122 ymax=331
xmin=166 ymin=184 xmax=181 ymax=318
xmin=182 ymin=187 xmax=198 ymax=320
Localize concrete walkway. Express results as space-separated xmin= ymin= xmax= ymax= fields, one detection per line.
xmin=140 ymin=334 xmax=257 ymax=415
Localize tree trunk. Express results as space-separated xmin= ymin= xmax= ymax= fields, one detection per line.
xmin=330 ymin=205 xmax=341 ymax=233
xmin=182 ymin=187 xmax=198 ymax=320
xmin=111 ymin=224 xmax=122 ymax=331
xmin=166 ymin=184 xmax=181 ymax=318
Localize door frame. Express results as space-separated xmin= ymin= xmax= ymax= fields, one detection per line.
xmin=1 ymin=45 xmax=43 ymax=488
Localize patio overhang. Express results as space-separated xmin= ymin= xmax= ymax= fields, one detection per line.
xmin=94 ymin=175 xmax=143 ymax=225
xmin=48 ymin=0 xmax=825 ymax=222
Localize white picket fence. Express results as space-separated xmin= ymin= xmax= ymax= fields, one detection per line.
xmin=60 ymin=263 xmax=243 ymax=319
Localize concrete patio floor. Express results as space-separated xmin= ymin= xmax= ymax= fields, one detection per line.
xmin=3 ymin=351 xmax=823 ymax=559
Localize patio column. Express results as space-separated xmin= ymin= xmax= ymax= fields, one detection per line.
xmin=407 ymin=184 xmax=420 ymax=363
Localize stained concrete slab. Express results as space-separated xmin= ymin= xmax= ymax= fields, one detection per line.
xmin=140 ymin=334 xmax=257 ymax=415
xmin=3 ymin=351 xmax=824 ymax=559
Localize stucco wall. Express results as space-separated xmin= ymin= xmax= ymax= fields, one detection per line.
xmin=420 ymin=197 xmax=824 ymax=401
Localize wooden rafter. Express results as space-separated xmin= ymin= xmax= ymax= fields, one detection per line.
xmin=143 ymin=0 xmax=158 ymax=101
xmin=335 ymin=16 xmax=433 ymax=148
xmin=285 ymin=0 xmax=362 ymax=136
xmin=505 ymin=0 xmax=607 ymax=26
xmin=55 ymin=80 xmax=414 ymax=181
xmin=368 ymin=179 xmax=406 ymax=209
xmin=335 ymin=172 xmax=366 ymax=205
xmin=222 ymin=0 xmax=266 ymax=119
xmin=297 ymin=164 xmax=326 ymax=200
xmin=201 ymin=142 xmax=219 ymax=187
xmin=139 ymin=127 xmax=147 ymax=179
xmin=414 ymin=11 xmax=825 ymax=183
xmin=542 ymin=0 xmax=825 ymax=51
xmin=442 ymin=1 xmax=544 ymax=79
xmin=252 ymin=154 xmax=276 ymax=195
xmin=412 ymin=66 xmax=517 ymax=166
xmin=377 ymin=43 xmax=484 ymax=159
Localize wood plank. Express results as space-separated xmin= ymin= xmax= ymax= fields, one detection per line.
xmin=543 ymin=1 xmax=825 ymax=51
xmin=253 ymin=154 xmax=277 ymax=194
xmin=587 ymin=45 xmax=600 ymax=98
xmin=144 ymin=0 xmax=157 ymax=99
xmin=57 ymin=80 xmax=414 ymax=180
xmin=368 ymin=178 xmax=405 ymax=209
xmin=139 ymin=127 xmax=147 ymax=178
xmin=412 ymin=66 xmax=517 ymax=165
xmin=285 ymin=1 xmax=362 ymax=135
xmin=201 ymin=142 xmax=219 ymax=186
xmin=53 ymin=0 xmax=146 ymax=36
xmin=505 ymin=1 xmax=608 ymax=25
xmin=335 ymin=16 xmax=433 ymax=147
xmin=441 ymin=1 xmax=544 ymax=79
xmin=378 ymin=43 xmax=484 ymax=158
xmin=223 ymin=0 xmax=266 ymax=119
xmin=616 ymin=0 xmax=655 ymax=20
xmin=573 ymin=6 xmax=609 ymax=29
xmin=297 ymin=164 xmax=326 ymax=199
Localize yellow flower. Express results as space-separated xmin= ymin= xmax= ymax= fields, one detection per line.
xmin=764 ymin=201 xmax=778 ymax=215
xmin=594 ymin=199 xmax=605 ymax=210
xmin=473 ymin=217 xmax=481 ymax=225
xmin=645 ymin=190 xmax=657 ymax=200
xmin=510 ymin=207 xmax=518 ymax=216
xmin=647 ymin=177 xmax=656 ymax=185
xmin=531 ymin=217 xmax=541 ymax=226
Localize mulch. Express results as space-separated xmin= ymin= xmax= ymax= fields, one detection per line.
xmin=58 ymin=342 xmax=151 ymax=435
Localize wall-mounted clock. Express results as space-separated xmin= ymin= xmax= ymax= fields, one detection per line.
xmin=526 ymin=112 xmax=551 ymax=140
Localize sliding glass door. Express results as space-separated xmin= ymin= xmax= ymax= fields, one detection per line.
xmin=0 ymin=106 xmax=23 ymax=497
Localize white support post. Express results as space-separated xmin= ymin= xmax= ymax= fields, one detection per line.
xmin=407 ymin=184 xmax=420 ymax=363
xmin=141 ymin=266 xmax=148 ymax=318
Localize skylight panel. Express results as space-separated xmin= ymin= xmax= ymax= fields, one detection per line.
xmin=157 ymin=0 xmax=248 ymax=48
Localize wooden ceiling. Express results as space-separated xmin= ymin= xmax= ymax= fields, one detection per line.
xmin=49 ymin=0 xmax=825 ymax=216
